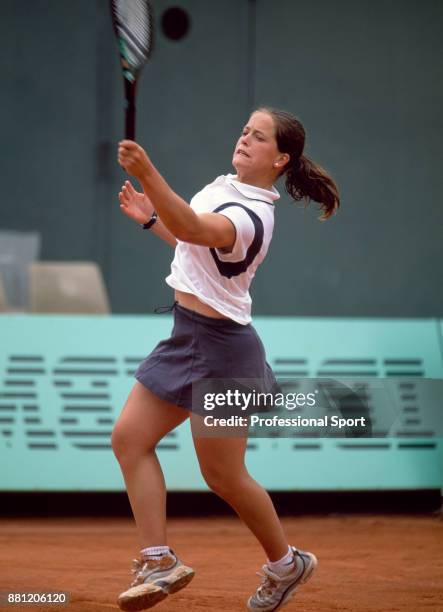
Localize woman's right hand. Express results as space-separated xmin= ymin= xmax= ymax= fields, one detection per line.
xmin=118 ymin=180 xmax=154 ymax=225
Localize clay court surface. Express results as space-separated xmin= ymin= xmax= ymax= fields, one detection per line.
xmin=0 ymin=515 xmax=442 ymax=612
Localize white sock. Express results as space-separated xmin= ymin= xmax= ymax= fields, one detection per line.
xmin=267 ymin=546 xmax=296 ymax=576
xmin=140 ymin=545 xmax=173 ymax=561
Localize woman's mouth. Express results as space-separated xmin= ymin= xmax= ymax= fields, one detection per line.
xmin=236 ymin=149 xmax=250 ymax=157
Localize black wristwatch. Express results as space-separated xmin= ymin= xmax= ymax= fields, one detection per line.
xmin=141 ymin=212 xmax=158 ymax=230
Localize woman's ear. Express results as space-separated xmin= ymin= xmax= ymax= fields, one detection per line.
xmin=273 ymin=153 xmax=290 ymax=169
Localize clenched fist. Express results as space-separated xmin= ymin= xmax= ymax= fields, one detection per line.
xmin=118 ymin=140 xmax=151 ymax=178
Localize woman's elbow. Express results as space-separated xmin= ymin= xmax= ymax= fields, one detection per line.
xmin=173 ymin=221 xmax=207 ymax=245
xmin=173 ymin=227 xmax=193 ymax=242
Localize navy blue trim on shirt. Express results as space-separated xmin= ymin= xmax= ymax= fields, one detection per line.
xmin=209 ymin=203 xmax=264 ymax=279
xmin=229 ymin=182 xmax=275 ymax=206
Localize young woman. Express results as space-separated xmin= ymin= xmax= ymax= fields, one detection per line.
xmin=112 ymin=107 xmax=339 ymax=612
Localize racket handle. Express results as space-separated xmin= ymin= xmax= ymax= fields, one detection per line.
xmin=124 ymin=79 xmax=137 ymax=140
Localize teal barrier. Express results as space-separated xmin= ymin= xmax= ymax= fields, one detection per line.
xmin=0 ymin=315 xmax=442 ymax=491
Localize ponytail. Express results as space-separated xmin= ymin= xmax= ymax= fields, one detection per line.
xmin=285 ymin=154 xmax=339 ymax=220
xmin=257 ymin=106 xmax=340 ymax=220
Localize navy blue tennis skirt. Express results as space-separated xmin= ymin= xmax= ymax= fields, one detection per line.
xmin=135 ymin=302 xmax=279 ymax=414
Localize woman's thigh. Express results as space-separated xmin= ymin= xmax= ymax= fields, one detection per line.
xmin=112 ymin=381 xmax=190 ymax=459
xmin=190 ymin=418 xmax=248 ymax=489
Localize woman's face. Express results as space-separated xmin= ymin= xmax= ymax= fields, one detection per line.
xmin=232 ymin=111 xmax=288 ymax=185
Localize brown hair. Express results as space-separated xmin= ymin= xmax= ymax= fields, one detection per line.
xmin=258 ymin=107 xmax=340 ymax=220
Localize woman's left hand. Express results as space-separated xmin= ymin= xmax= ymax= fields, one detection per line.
xmin=118 ymin=140 xmax=151 ymax=178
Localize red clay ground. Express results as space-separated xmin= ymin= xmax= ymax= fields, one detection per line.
xmin=0 ymin=516 xmax=442 ymax=612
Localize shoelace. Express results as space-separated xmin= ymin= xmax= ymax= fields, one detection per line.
xmin=255 ymin=567 xmax=280 ymax=601
xmin=130 ymin=559 xmax=147 ymax=586
xmin=130 ymin=555 xmax=177 ymax=586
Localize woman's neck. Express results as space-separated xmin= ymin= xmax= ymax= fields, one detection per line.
xmin=234 ymin=171 xmax=274 ymax=191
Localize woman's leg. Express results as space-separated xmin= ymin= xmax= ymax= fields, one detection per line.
xmin=111 ymin=381 xmax=189 ymax=548
xmin=191 ymin=424 xmax=289 ymax=561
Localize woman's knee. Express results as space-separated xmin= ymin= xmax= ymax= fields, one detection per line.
xmin=111 ymin=382 xmax=188 ymax=464
xmin=111 ymin=420 xmax=156 ymax=464
xmin=200 ymin=462 xmax=248 ymax=497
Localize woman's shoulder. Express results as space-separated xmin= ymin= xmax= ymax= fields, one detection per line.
xmin=192 ymin=175 xmax=276 ymax=223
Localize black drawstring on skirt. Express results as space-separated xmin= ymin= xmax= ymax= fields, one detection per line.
xmin=153 ymin=300 xmax=178 ymax=314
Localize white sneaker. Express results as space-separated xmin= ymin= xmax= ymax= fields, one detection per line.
xmin=247 ymin=547 xmax=317 ymax=611
xmin=117 ymin=551 xmax=194 ymax=611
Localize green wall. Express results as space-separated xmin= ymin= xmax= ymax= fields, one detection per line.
xmin=1 ymin=0 xmax=442 ymax=316
xmin=1 ymin=314 xmax=442 ymax=491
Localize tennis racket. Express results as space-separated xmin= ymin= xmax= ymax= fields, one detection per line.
xmin=110 ymin=0 xmax=154 ymax=139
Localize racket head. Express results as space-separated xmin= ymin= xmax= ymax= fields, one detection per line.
xmin=110 ymin=0 xmax=154 ymax=83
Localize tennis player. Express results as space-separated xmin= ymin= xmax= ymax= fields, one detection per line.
xmin=112 ymin=107 xmax=339 ymax=611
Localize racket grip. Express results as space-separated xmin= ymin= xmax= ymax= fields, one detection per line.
xmin=124 ymin=79 xmax=136 ymax=140
xmin=125 ymin=103 xmax=136 ymax=140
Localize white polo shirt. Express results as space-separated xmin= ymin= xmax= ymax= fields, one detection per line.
xmin=165 ymin=174 xmax=280 ymax=325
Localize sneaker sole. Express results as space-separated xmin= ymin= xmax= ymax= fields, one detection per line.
xmin=118 ymin=566 xmax=195 ymax=611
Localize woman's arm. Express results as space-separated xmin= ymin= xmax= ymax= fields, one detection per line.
xmin=118 ymin=180 xmax=177 ymax=247
xmin=117 ymin=140 xmax=235 ymax=249
xmin=150 ymin=218 xmax=178 ymax=247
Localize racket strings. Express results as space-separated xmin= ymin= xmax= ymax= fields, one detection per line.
xmin=112 ymin=0 xmax=153 ymax=71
